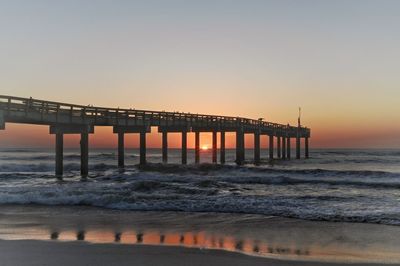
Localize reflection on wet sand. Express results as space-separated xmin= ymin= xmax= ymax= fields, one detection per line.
xmin=114 ymin=232 xmax=121 ymax=242
xmin=253 ymin=244 xmax=259 ymax=253
xmin=3 ymin=206 xmax=400 ymax=263
xmin=47 ymin=229 xmax=310 ymax=259
xmin=136 ymin=233 xmax=143 ymax=243
xmin=76 ymin=231 xmax=85 ymax=241
xmin=50 ymin=232 xmax=59 ymax=240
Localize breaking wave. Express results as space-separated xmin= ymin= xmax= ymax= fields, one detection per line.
xmin=1 ymin=148 xmax=400 ymax=225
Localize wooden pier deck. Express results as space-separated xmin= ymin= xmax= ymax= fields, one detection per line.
xmin=0 ymin=95 xmax=310 ymax=176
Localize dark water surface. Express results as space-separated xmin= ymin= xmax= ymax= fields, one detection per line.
xmin=0 ymin=148 xmax=400 ymax=225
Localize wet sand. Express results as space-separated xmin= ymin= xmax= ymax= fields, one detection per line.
xmin=0 ymin=239 xmax=389 ymax=266
xmin=1 ymin=204 xmax=400 ymax=265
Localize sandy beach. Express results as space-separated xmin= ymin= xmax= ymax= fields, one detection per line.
xmin=1 ymin=204 xmax=400 ymax=265
xmin=0 ymin=239 xmax=389 ymax=266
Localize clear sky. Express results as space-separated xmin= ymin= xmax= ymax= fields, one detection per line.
xmin=0 ymin=0 xmax=399 ymax=148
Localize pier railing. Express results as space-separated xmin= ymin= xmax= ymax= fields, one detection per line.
xmin=0 ymin=94 xmax=311 ymax=176
xmin=0 ymin=95 xmax=309 ymax=136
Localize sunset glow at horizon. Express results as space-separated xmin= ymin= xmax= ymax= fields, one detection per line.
xmin=0 ymin=1 xmax=399 ymax=149
xmin=201 ymin=145 xmax=209 ymax=151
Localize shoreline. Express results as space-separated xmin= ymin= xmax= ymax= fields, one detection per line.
xmin=1 ymin=204 xmax=400 ymax=265
xmin=3 ymin=202 xmax=400 ymax=228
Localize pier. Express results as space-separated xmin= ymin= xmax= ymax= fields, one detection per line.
xmin=0 ymin=95 xmax=311 ymax=176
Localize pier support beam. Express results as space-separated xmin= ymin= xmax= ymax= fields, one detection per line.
xmin=80 ymin=132 xmax=89 ymax=177
xmin=277 ymin=137 xmax=281 ymax=158
xmin=212 ymin=131 xmax=217 ymax=163
xmin=296 ymin=134 xmax=301 ymax=159
xmin=51 ymin=124 xmax=94 ymax=177
xmin=236 ymin=129 xmax=244 ymax=165
xmin=282 ymin=137 xmax=286 ymax=159
xmin=118 ymin=132 xmax=124 ymax=168
xmin=220 ymin=131 xmax=225 ymax=164
xmin=287 ymin=137 xmax=291 ymax=159
xmin=305 ymin=137 xmax=309 ymax=158
xmin=242 ymin=139 xmax=245 ymax=162
xmin=269 ymin=135 xmax=274 ymax=160
xmin=254 ymin=131 xmax=260 ymax=164
xmin=162 ymin=131 xmax=168 ymax=163
xmin=181 ymin=131 xmax=187 ymax=164
xmin=195 ymin=132 xmax=200 ymax=164
xmin=140 ymin=131 xmax=146 ymax=165
xmin=55 ymin=133 xmax=63 ymax=176
xmin=158 ymin=126 xmax=189 ymax=165
xmin=114 ymin=125 xmax=150 ymax=166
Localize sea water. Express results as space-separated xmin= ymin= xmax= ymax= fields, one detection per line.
xmin=0 ymin=148 xmax=399 ymax=225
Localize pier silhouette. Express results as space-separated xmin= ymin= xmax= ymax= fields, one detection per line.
xmin=0 ymin=95 xmax=310 ymax=176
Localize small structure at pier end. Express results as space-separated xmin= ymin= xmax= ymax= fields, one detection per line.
xmin=0 ymin=95 xmax=310 ymax=177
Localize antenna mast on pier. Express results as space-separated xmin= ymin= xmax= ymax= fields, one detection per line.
xmin=298 ymin=107 xmax=301 ymax=127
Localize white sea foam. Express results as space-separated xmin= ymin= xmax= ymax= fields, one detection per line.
xmin=0 ymin=149 xmax=400 ymax=225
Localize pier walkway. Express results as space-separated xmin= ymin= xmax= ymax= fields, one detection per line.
xmin=0 ymin=95 xmax=310 ymax=176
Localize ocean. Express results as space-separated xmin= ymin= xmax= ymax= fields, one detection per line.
xmin=1 ymin=148 xmax=400 ymax=225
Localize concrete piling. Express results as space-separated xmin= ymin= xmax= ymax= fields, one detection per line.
xmin=236 ymin=129 xmax=244 ymax=165
xmin=80 ymin=132 xmax=89 ymax=176
xmin=254 ymin=131 xmax=260 ymax=164
xmin=269 ymin=135 xmax=274 ymax=160
xmin=162 ymin=131 xmax=168 ymax=163
xmin=140 ymin=131 xmax=146 ymax=165
xmin=181 ymin=131 xmax=187 ymax=164
xmin=118 ymin=132 xmax=124 ymax=167
xmin=220 ymin=131 xmax=225 ymax=164
xmin=282 ymin=136 xmax=286 ymax=159
xmin=296 ymin=133 xmax=301 ymax=159
xmin=55 ymin=133 xmax=63 ymax=176
xmin=51 ymin=124 xmax=93 ymax=177
xmin=277 ymin=136 xmax=281 ymax=158
xmin=305 ymin=137 xmax=309 ymax=158
xmin=212 ymin=131 xmax=217 ymax=163
xmin=195 ymin=132 xmax=200 ymax=164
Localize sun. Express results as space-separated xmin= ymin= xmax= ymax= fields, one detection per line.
xmin=201 ymin=145 xmax=209 ymax=151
